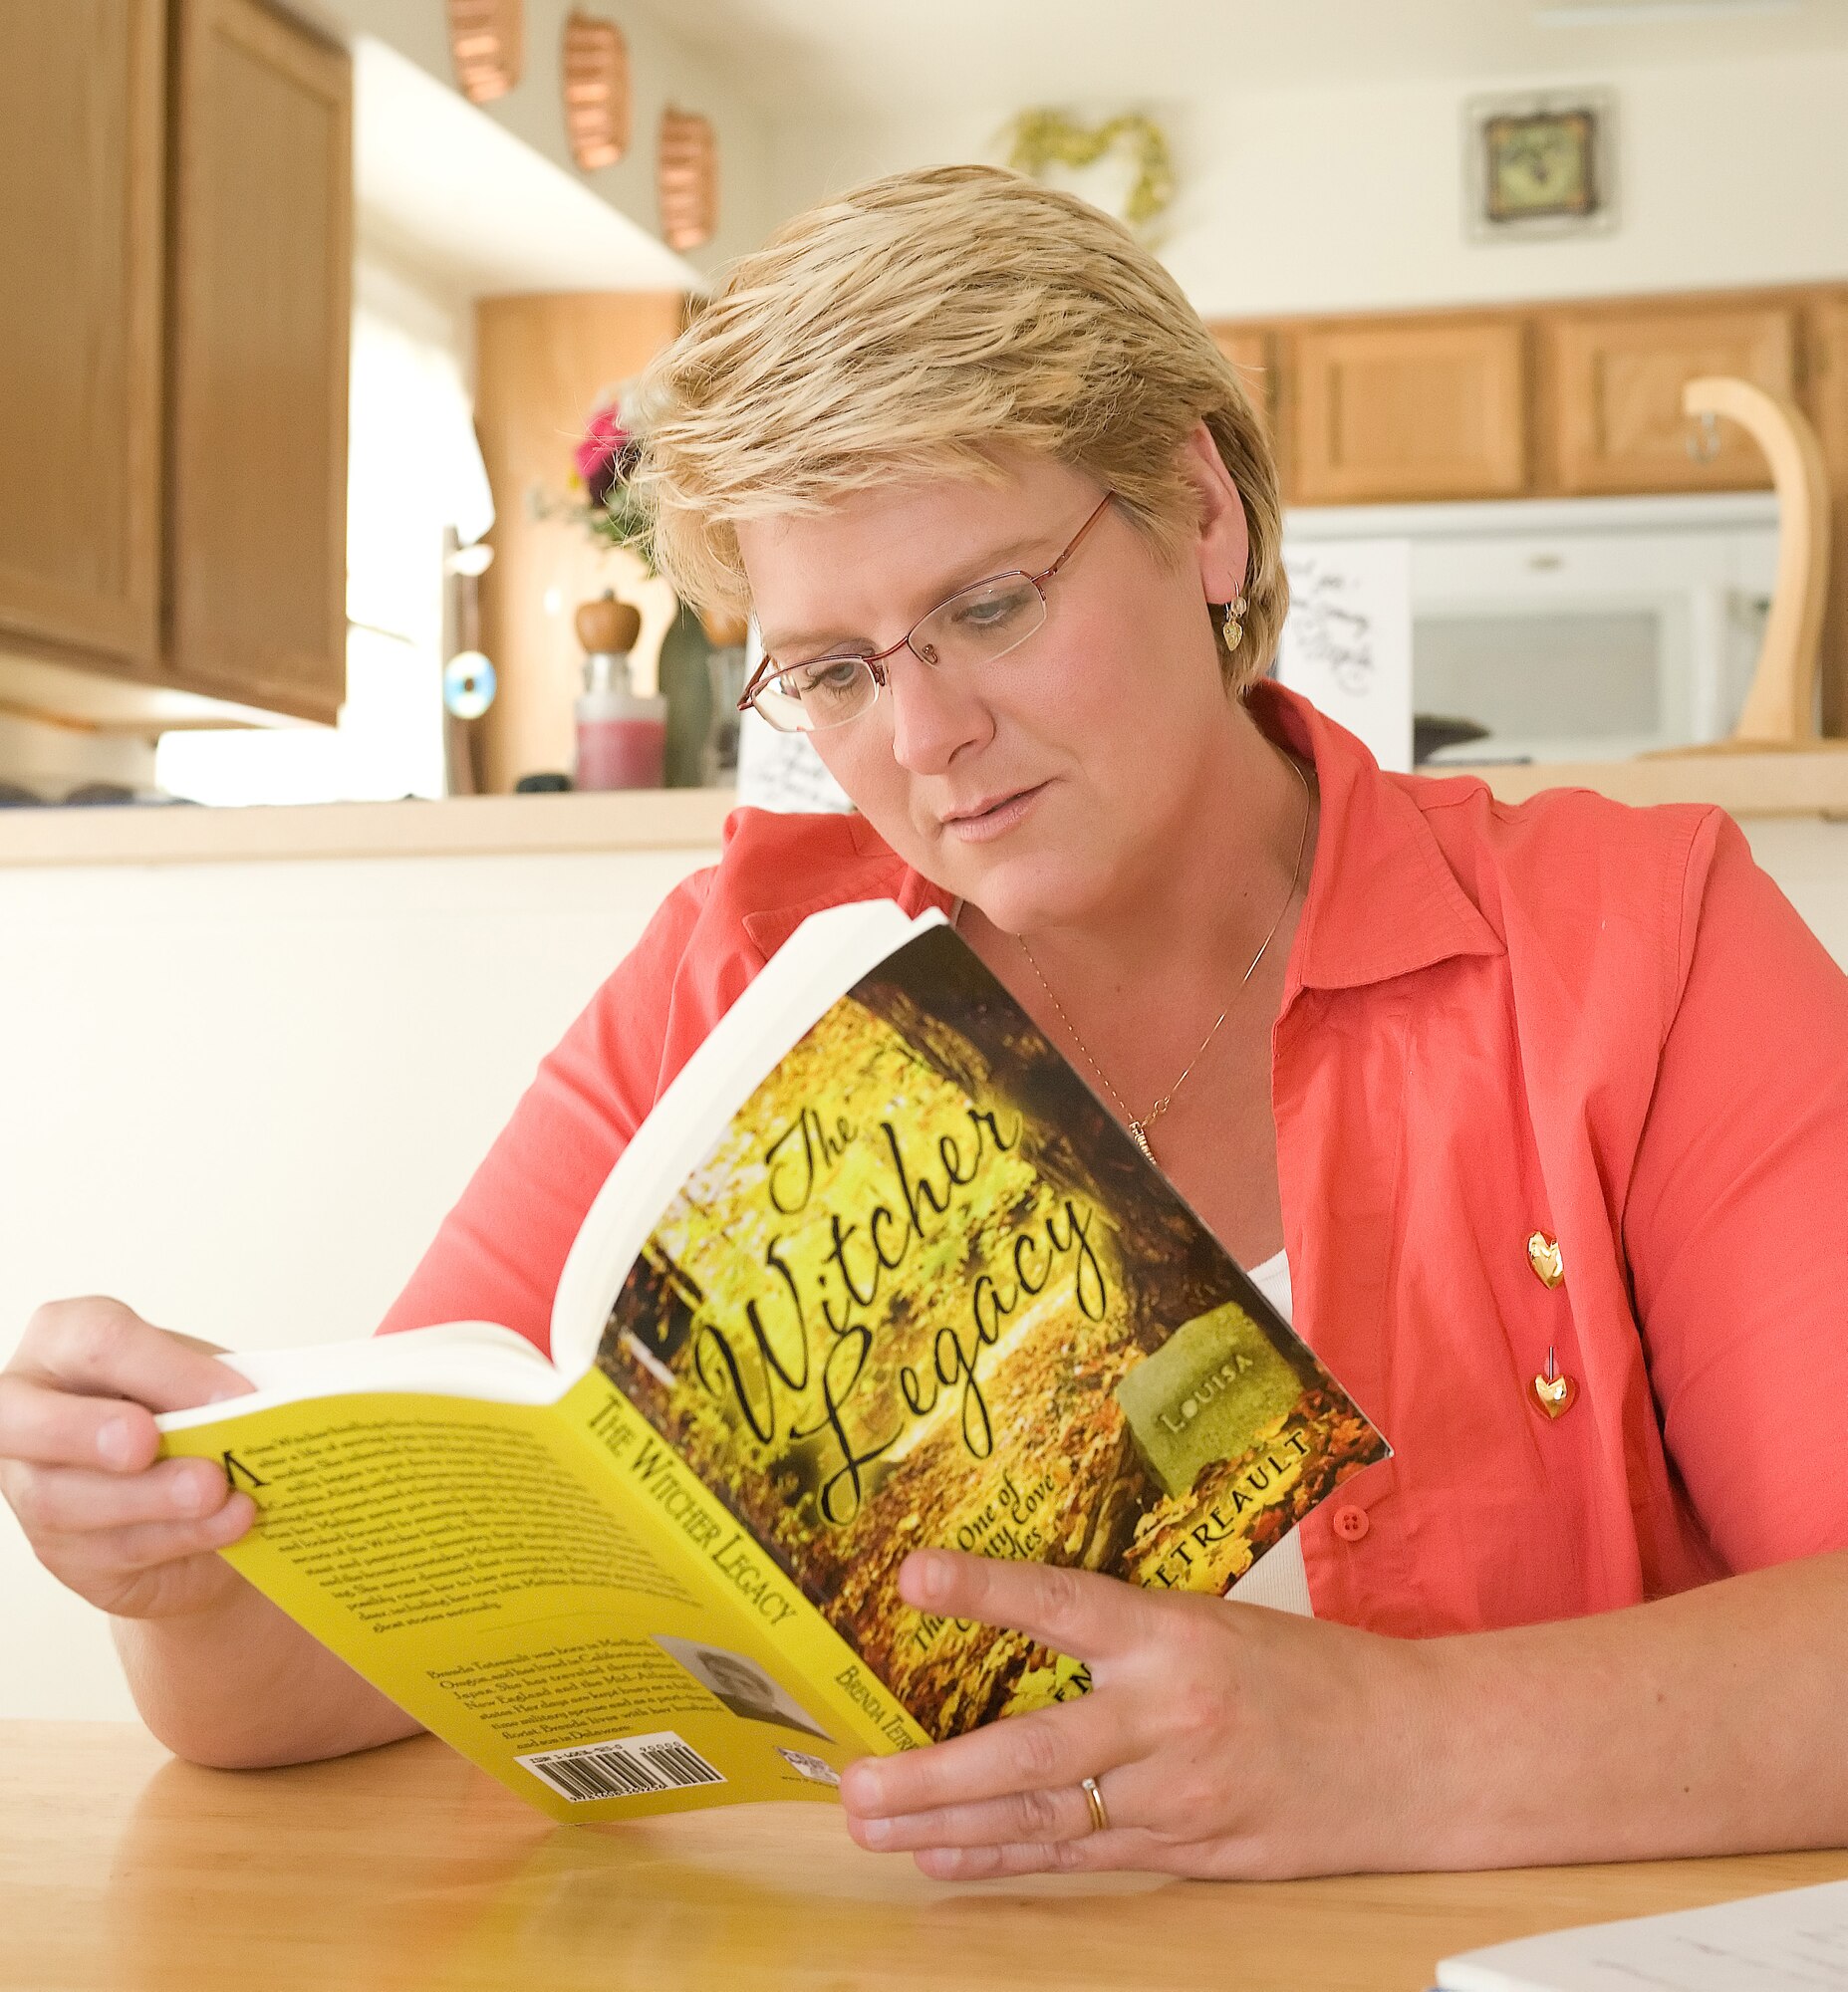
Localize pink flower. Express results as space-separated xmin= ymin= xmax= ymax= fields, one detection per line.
xmin=574 ymin=405 xmax=640 ymax=506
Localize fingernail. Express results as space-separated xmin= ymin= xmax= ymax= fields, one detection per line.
xmin=97 ymin=1417 xmax=133 ymax=1468
xmin=903 ymin=1550 xmax=948 ymax=1605
xmin=859 ymin=1817 xmax=891 ymax=1848
xmin=174 ymin=1470 xmax=209 ymax=1516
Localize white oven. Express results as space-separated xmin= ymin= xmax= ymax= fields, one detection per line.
xmin=1283 ymin=492 xmax=1779 ymax=765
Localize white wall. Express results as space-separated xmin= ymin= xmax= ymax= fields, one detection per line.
xmin=768 ymin=45 xmax=1848 ymax=316
xmin=0 ymin=842 xmax=714 ymax=1720
xmin=5 ymin=817 xmax=1848 ymax=1721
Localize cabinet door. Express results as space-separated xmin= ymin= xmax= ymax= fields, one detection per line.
xmin=1210 ymin=326 xmax=1275 ymax=423
xmin=1291 ymin=318 xmax=1528 ymax=504
xmin=1547 ymin=302 xmax=1796 ymax=494
xmin=167 ymin=0 xmax=351 ymax=721
xmin=0 ymin=0 xmax=164 ymax=671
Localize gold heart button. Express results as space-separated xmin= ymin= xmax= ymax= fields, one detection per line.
xmin=1527 ymin=1231 xmax=1564 ymax=1289
xmin=1530 ymin=1370 xmax=1578 ymax=1419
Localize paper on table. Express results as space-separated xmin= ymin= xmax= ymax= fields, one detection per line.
xmin=1437 ymin=1877 xmax=1848 ymax=1991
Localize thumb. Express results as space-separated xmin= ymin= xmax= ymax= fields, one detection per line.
xmin=23 ymin=1299 xmax=256 ymax=1417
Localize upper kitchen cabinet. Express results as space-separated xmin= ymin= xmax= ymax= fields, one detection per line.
xmin=1211 ymin=327 xmax=1277 ymax=427
xmin=0 ymin=0 xmax=166 ymax=673
xmin=1288 ymin=316 xmax=1528 ymax=505
xmin=0 ymin=0 xmax=349 ymax=724
xmin=1542 ymin=297 xmax=1798 ymax=495
xmin=167 ymin=0 xmax=351 ymax=721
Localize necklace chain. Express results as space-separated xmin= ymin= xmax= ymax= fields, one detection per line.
xmin=1016 ymin=754 xmax=1314 ymax=1165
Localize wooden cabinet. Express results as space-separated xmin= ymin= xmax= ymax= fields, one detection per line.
xmin=0 ymin=0 xmax=165 ymax=672
xmin=1210 ymin=326 xmax=1274 ymax=424
xmin=167 ymin=0 xmax=351 ymax=720
xmin=1544 ymin=300 xmax=1798 ymax=494
xmin=0 ymin=0 xmax=350 ymax=725
xmin=473 ymin=293 xmax=687 ymax=794
xmin=1290 ymin=317 xmax=1528 ymax=504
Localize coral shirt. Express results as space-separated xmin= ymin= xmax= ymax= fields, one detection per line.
xmin=379 ymin=684 xmax=1848 ymax=1637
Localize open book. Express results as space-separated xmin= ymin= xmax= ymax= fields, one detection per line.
xmin=158 ymin=900 xmax=1388 ymax=1821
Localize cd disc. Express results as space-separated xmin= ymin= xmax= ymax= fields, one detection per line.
xmin=443 ymin=650 xmax=497 ymax=719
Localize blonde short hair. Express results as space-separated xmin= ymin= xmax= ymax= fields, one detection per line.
xmin=635 ymin=164 xmax=1287 ymax=686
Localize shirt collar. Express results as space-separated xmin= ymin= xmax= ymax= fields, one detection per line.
xmin=738 ymin=810 xmax=951 ymax=961
xmin=1250 ymin=681 xmax=1503 ymax=994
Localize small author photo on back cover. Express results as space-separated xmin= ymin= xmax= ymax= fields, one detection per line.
xmin=655 ymin=1635 xmax=830 ymax=1739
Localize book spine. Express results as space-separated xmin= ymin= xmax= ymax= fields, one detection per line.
xmin=558 ymin=1370 xmax=930 ymax=1759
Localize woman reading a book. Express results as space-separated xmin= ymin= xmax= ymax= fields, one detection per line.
xmin=5 ymin=165 xmax=1847 ymax=1878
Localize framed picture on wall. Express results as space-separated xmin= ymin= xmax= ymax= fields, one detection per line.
xmin=1463 ymin=88 xmax=1618 ymax=241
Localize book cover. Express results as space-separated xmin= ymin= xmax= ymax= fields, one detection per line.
xmin=598 ymin=924 xmax=1388 ymax=1743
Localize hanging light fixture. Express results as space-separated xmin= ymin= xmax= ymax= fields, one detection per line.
xmin=562 ymin=11 xmax=630 ymax=170
xmin=659 ymin=109 xmax=718 ymax=251
xmin=446 ymin=0 xmax=523 ymax=106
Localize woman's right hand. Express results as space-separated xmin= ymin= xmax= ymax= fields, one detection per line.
xmin=0 ymin=1297 xmax=259 ymax=1620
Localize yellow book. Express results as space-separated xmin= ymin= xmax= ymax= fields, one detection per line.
xmin=159 ymin=901 xmax=1388 ymax=1822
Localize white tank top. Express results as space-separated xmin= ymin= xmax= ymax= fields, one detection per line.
xmin=1220 ymin=1250 xmax=1315 ymax=1617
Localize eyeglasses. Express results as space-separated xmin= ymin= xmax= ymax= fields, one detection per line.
xmin=737 ymin=490 xmax=1116 ymax=735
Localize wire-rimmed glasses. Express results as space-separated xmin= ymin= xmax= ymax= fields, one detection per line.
xmin=737 ymin=490 xmax=1116 ymax=735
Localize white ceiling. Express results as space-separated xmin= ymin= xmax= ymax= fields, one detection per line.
xmin=627 ymin=0 xmax=1848 ymax=112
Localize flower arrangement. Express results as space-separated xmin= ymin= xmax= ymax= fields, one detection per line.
xmin=533 ymin=391 xmax=655 ymax=568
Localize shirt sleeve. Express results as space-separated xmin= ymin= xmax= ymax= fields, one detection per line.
xmin=1624 ymin=811 xmax=1848 ymax=1572
xmin=374 ymin=869 xmax=716 ymax=1355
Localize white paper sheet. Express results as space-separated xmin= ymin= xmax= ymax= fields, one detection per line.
xmin=1437 ymin=1877 xmax=1848 ymax=1992
xmin=1273 ymin=538 xmax=1414 ymax=773
xmin=733 ymin=622 xmax=855 ymax=814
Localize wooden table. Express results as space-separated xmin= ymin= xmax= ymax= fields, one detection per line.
xmin=6 ymin=1721 xmax=1847 ymax=1991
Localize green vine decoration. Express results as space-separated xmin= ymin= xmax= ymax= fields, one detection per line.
xmin=1003 ymin=110 xmax=1176 ymax=232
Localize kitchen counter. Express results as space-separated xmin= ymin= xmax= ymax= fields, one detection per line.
xmin=1460 ymin=744 xmax=1848 ymax=815
xmin=0 ymin=785 xmax=740 ymax=868
xmin=4 ymin=747 xmax=1848 ymax=871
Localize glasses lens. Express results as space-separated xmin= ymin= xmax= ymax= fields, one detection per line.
xmin=752 ymin=655 xmax=876 ymax=733
xmin=912 ymin=576 xmax=1045 ymax=669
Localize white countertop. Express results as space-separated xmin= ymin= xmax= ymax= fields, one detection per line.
xmin=0 ymin=785 xmax=740 ymax=868
xmin=3 ymin=750 xmax=1847 ymax=870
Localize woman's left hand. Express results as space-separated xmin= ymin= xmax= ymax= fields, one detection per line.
xmin=837 ymin=1548 xmax=1437 ymax=1880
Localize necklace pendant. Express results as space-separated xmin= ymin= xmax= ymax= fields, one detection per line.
xmin=1129 ymin=1120 xmax=1156 ymax=1163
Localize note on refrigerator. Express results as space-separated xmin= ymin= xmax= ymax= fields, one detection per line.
xmin=1436 ymin=1876 xmax=1848 ymax=1991
xmin=1274 ymin=538 xmax=1414 ymax=773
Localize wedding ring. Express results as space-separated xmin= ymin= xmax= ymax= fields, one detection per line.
xmin=1080 ymin=1775 xmax=1110 ymax=1835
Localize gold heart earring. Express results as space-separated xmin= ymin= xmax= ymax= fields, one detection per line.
xmin=1220 ymin=595 xmax=1248 ymax=654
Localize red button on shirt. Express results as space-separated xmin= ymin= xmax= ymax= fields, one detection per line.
xmin=378 ymin=683 xmax=1848 ymax=1640
xmin=1334 ymin=1506 xmax=1370 ymax=1543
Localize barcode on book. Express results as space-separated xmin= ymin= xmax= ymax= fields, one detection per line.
xmin=516 ymin=1730 xmax=726 ymax=1804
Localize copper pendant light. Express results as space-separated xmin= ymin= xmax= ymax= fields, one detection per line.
xmin=658 ymin=109 xmax=718 ymax=251
xmin=562 ymin=11 xmax=630 ymax=170
xmin=447 ymin=0 xmax=523 ymax=105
